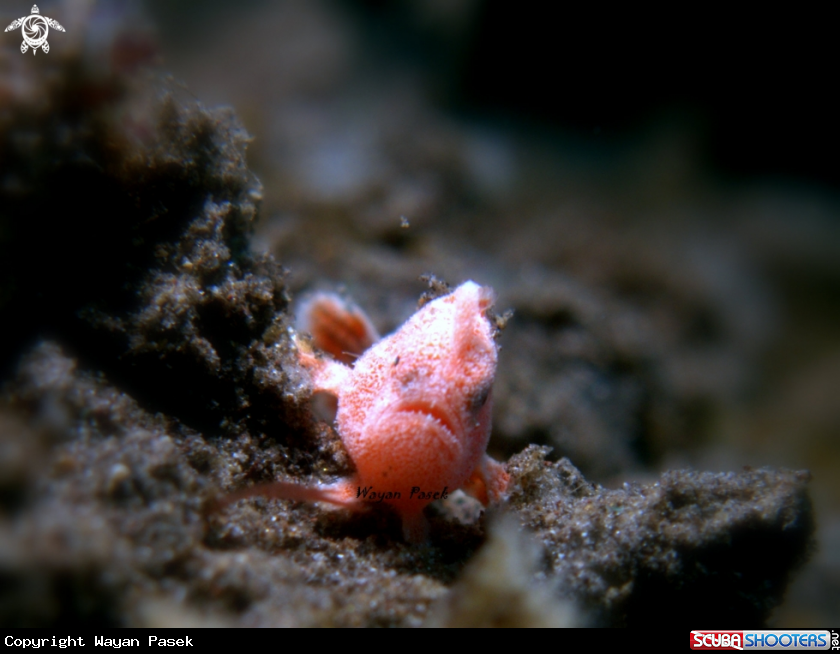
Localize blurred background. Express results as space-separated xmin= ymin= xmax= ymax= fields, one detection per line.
xmin=4 ymin=0 xmax=839 ymax=624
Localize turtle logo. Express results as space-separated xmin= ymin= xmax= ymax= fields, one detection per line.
xmin=5 ymin=5 xmax=65 ymax=55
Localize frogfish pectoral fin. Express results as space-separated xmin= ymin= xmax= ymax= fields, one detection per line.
xmin=461 ymin=455 xmax=510 ymax=506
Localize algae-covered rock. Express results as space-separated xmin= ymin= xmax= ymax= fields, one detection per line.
xmin=508 ymin=446 xmax=814 ymax=626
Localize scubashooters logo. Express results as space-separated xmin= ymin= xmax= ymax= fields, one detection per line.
xmin=690 ymin=630 xmax=832 ymax=650
xmin=5 ymin=5 xmax=65 ymax=55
